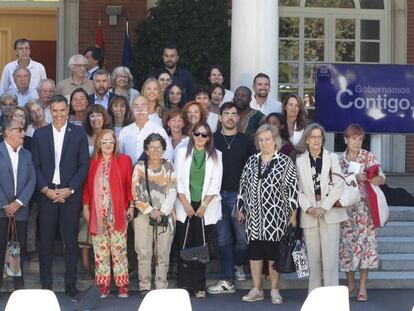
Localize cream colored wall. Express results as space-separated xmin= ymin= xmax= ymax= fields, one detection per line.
xmin=0 ymin=7 xmax=57 ymax=71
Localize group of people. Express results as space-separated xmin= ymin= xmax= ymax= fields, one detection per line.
xmin=0 ymin=38 xmax=385 ymax=305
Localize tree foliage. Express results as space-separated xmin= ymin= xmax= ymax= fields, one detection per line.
xmin=131 ymin=0 xmax=231 ymax=89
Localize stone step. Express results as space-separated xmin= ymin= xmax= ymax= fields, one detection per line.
xmin=3 ymin=271 xmax=414 ymax=292
xmin=388 ymin=206 xmax=414 ymax=222
xmin=378 ymin=237 xmax=414 ymax=253
xmin=380 ymin=254 xmax=414 ymax=271
xmin=377 ymin=222 xmax=414 ymax=237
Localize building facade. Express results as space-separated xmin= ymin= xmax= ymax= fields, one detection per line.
xmin=0 ymin=0 xmax=413 ymax=172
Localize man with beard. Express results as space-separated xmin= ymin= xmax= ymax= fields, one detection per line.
xmin=88 ymin=69 xmax=113 ymax=109
xmin=207 ymin=102 xmax=255 ymax=294
xmin=149 ymin=45 xmax=195 ymax=101
xmin=233 ymin=86 xmax=265 ymax=136
xmin=249 ymin=73 xmax=281 ymax=116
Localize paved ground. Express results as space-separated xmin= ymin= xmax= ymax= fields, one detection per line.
xmin=386 ymin=175 xmax=414 ymax=195
xmin=1 ymin=289 xmax=413 ymax=311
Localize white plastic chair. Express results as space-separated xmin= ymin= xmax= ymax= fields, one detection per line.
xmin=301 ymin=286 xmax=349 ymax=311
xmin=138 ymin=289 xmax=192 ymax=311
xmin=5 ymin=289 xmax=60 ymax=311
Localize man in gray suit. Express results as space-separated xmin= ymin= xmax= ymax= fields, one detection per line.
xmin=0 ymin=118 xmax=36 ymax=291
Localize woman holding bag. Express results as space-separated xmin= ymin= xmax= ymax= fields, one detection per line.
xmin=236 ymin=124 xmax=298 ymax=304
xmin=339 ymin=123 xmax=385 ymax=301
xmin=175 ymin=121 xmax=223 ymax=298
xmin=131 ymin=133 xmax=177 ymax=295
xmin=296 ymin=123 xmax=347 ymax=294
xmin=82 ymin=129 xmax=134 ymax=298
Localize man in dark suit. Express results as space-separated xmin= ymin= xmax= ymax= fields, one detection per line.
xmin=88 ymin=69 xmax=113 ymax=109
xmin=0 ymin=118 xmax=36 ymax=291
xmin=32 ymin=95 xmax=89 ymax=297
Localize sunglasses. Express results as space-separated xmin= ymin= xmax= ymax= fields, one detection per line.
xmin=193 ymin=131 xmax=209 ymax=138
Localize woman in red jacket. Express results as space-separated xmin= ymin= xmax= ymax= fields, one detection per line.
xmin=83 ymin=129 xmax=134 ymax=298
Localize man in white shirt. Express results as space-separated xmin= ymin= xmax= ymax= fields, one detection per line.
xmin=0 ymin=38 xmax=47 ymax=92
xmin=249 ymin=72 xmax=281 ymax=116
xmin=84 ymin=46 xmax=104 ymax=80
xmin=9 ymin=66 xmax=38 ymax=106
xmin=88 ymin=69 xmax=113 ymax=109
xmin=37 ymin=79 xmax=56 ymax=123
xmin=0 ymin=118 xmax=36 ymax=291
xmin=119 ymin=96 xmax=173 ymax=163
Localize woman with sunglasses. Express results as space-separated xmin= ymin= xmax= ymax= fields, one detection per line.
xmin=131 ymin=133 xmax=177 ymax=296
xmin=82 ymin=129 xmax=134 ymax=298
xmin=175 ymin=122 xmax=223 ymax=298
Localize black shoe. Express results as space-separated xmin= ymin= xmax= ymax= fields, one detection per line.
xmin=139 ymin=289 xmax=150 ymax=297
xmin=65 ymin=284 xmax=80 ymax=298
xmin=42 ymin=284 xmax=52 ymax=290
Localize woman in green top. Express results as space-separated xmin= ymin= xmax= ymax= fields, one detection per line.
xmin=175 ymin=122 xmax=223 ymax=298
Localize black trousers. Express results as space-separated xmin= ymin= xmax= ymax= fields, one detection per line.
xmin=38 ymin=199 xmax=81 ymax=287
xmin=0 ymin=217 xmax=26 ymax=289
xmin=176 ymin=202 xmax=207 ymax=292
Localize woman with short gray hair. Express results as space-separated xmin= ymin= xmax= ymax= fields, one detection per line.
xmin=295 ymin=123 xmax=347 ymax=294
xmin=111 ymin=67 xmax=140 ymax=107
xmin=237 ymin=124 xmax=298 ymax=304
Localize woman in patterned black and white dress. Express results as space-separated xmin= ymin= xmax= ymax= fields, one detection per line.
xmin=237 ymin=124 xmax=298 ymax=304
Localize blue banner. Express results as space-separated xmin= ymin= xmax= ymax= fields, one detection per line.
xmin=315 ymin=64 xmax=414 ymax=134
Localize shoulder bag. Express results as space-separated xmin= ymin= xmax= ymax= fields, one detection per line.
xmin=180 ymin=217 xmax=210 ymax=264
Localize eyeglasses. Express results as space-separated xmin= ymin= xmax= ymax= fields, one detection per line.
xmin=148 ymin=146 xmax=163 ymax=151
xmin=10 ymin=127 xmax=25 ymax=133
xmin=193 ymin=131 xmax=209 ymax=138
xmin=13 ymin=114 xmax=26 ymax=120
xmin=100 ymin=140 xmax=115 ymax=145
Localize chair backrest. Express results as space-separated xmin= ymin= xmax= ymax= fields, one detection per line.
xmin=5 ymin=289 xmax=60 ymax=311
xmin=138 ymin=289 xmax=192 ymax=311
xmin=301 ymin=286 xmax=349 ymax=311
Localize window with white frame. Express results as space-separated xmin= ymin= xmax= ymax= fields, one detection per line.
xmin=278 ymin=0 xmax=387 ymax=121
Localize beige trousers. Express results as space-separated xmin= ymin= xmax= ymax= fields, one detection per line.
xmin=303 ymin=217 xmax=340 ymax=294
xmin=133 ymin=212 xmax=174 ymax=290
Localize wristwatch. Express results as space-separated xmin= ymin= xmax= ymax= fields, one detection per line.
xmin=69 ymin=188 xmax=75 ymax=195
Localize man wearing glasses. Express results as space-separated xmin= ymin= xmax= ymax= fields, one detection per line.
xmin=32 ymin=95 xmax=89 ymax=297
xmin=56 ymin=54 xmax=94 ymax=100
xmin=0 ymin=118 xmax=36 ymax=292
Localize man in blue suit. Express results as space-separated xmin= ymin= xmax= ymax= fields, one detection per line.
xmin=0 ymin=118 xmax=36 ymax=291
xmin=88 ymin=69 xmax=113 ymax=109
xmin=32 ymin=95 xmax=89 ymax=297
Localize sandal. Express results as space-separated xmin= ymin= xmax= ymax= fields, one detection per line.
xmin=195 ymin=290 xmax=206 ymax=298
xmin=348 ymin=287 xmax=357 ymax=298
xmin=357 ymin=289 xmax=368 ymax=302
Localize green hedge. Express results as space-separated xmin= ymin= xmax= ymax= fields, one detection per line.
xmin=131 ymin=0 xmax=231 ymax=89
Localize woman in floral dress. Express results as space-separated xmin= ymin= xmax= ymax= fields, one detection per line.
xmin=83 ymin=129 xmax=134 ymax=298
xmin=339 ymin=123 xmax=385 ymax=302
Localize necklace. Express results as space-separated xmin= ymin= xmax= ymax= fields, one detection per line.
xmin=222 ymin=133 xmax=237 ymax=149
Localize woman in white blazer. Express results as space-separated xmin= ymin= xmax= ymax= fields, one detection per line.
xmin=174 ymin=121 xmax=223 ymax=298
xmin=295 ymin=123 xmax=347 ymax=294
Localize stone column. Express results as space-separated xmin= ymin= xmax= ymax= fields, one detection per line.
xmin=62 ymin=0 xmax=80 ymax=79
xmin=230 ymin=0 xmax=278 ymax=97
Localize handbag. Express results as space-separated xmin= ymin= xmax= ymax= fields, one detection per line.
xmin=5 ymin=218 xmax=22 ymax=277
xmin=292 ymin=239 xmax=309 ymax=278
xmin=273 ymin=226 xmax=295 ymax=273
xmin=329 ymin=171 xmax=361 ymax=207
xmin=180 ymin=217 xmax=210 ymax=264
xmin=365 ymin=164 xmax=389 ymax=227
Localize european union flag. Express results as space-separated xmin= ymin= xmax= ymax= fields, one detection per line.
xmin=122 ymin=19 xmax=133 ymax=67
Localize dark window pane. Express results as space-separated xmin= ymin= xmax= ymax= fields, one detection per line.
xmin=336 ymin=19 xmax=355 ymax=39
xmin=360 ymin=0 xmax=384 ymax=9
xmin=280 ymin=17 xmax=300 ymax=38
xmin=360 ymin=42 xmax=380 ymax=62
xmin=361 ymin=20 xmax=380 ymax=40
xmin=279 ymin=62 xmax=299 ymax=84
xmin=336 ymin=41 xmax=355 ymax=62
xmin=279 ymin=0 xmax=301 ymax=6
xmin=279 ymin=39 xmax=299 ymax=61
xmin=304 ymin=40 xmax=324 ymax=61
xmin=305 ymin=0 xmax=355 ymax=8
xmin=305 ymin=18 xmax=324 ymax=39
